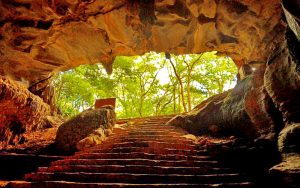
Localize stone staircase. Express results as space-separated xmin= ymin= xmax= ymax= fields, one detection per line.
xmin=6 ymin=116 xmax=255 ymax=187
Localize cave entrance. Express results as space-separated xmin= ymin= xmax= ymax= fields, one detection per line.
xmin=52 ymin=51 xmax=237 ymax=118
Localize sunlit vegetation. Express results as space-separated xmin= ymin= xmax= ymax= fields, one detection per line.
xmin=52 ymin=52 xmax=237 ymax=118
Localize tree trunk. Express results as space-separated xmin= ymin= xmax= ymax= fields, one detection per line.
xmin=168 ymin=58 xmax=187 ymax=112
xmin=187 ymin=71 xmax=192 ymax=111
xmin=173 ymin=85 xmax=176 ymax=113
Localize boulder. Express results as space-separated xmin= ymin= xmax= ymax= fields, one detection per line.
xmin=278 ymin=123 xmax=300 ymax=153
xmin=55 ymin=106 xmax=116 ymax=153
xmin=270 ymin=154 xmax=300 ymax=188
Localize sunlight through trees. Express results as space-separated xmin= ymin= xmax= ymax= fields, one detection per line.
xmin=52 ymin=51 xmax=237 ymax=118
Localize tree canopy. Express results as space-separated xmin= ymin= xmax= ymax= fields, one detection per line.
xmin=52 ymin=51 xmax=237 ymax=118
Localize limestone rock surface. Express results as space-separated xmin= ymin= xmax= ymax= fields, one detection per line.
xmin=167 ymin=68 xmax=281 ymax=139
xmin=278 ymin=123 xmax=300 ymax=153
xmin=264 ymin=34 xmax=300 ymax=124
xmin=0 ymin=76 xmax=50 ymax=148
xmin=270 ymin=154 xmax=300 ymax=187
xmin=0 ymin=0 xmax=283 ymax=85
xmin=55 ymin=106 xmax=116 ymax=153
xmin=264 ymin=1 xmax=300 ymax=156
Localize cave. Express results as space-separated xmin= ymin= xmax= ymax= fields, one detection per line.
xmin=0 ymin=0 xmax=300 ymax=187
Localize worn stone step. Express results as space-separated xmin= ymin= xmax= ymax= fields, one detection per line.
xmin=51 ymin=159 xmax=219 ymax=167
xmin=72 ymin=152 xmax=210 ymax=160
xmin=107 ymin=138 xmax=195 ymax=144
xmin=108 ymin=135 xmax=194 ymax=141
xmin=85 ymin=144 xmax=205 ymax=152
xmin=113 ymin=128 xmax=183 ymax=133
xmin=112 ymin=129 xmax=184 ymax=136
xmin=130 ymin=126 xmax=175 ymax=129
xmin=76 ymin=147 xmax=207 ymax=155
xmin=72 ymin=152 xmax=210 ymax=161
xmin=0 ymin=153 xmax=65 ymax=180
xmin=6 ymin=181 xmax=255 ymax=188
xmin=110 ymin=133 xmax=185 ymax=138
xmin=89 ymin=141 xmax=198 ymax=150
xmin=118 ymin=130 xmax=178 ymax=133
xmin=38 ymin=165 xmax=233 ymax=175
xmin=120 ymin=127 xmax=181 ymax=131
xmin=126 ymin=123 xmax=172 ymax=126
xmin=25 ymin=172 xmax=243 ymax=184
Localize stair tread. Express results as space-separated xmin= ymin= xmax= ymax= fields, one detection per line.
xmin=25 ymin=172 xmax=249 ymax=184
xmin=52 ymin=158 xmax=219 ymax=164
xmin=10 ymin=181 xmax=255 ymax=188
xmin=82 ymin=147 xmax=206 ymax=152
xmin=51 ymin=158 xmax=220 ymax=167
xmin=30 ymin=172 xmax=240 ymax=176
xmin=89 ymin=142 xmax=199 ymax=149
xmin=72 ymin=152 xmax=211 ymax=160
xmin=38 ymin=165 xmax=233 ymax=174
xmin=40 ymin=165 xmax=230 ymax=170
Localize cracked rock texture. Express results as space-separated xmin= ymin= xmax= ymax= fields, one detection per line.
xmin=0 ymin=76 xmax=50 ymax=147
xmin=167 ymin=66 xmax=282 ymax=140
xmin=55 ymin=106 xmax=116 ymax=153
xmin=0 ymin=0 xmax=283 ymax=85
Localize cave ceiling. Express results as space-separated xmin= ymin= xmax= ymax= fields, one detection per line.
xmin=0 ymin=0 xmax=284 ymax=85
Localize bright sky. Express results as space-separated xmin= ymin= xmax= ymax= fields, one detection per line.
xmin=157 ymin=67 xmax=170 ymax=85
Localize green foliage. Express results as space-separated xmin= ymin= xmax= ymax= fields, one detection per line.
xmin=53 ymin=51 xmax=237 ymax=118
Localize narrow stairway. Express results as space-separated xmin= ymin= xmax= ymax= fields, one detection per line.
xmin=7 ymin=116 xmax=255 ymax=187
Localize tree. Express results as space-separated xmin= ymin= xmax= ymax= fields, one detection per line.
xmin=53 ymin=51 xmax=237 ymax=118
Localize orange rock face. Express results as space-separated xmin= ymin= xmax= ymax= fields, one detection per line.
xmin=0 ymin=0 xmax=284 ymax=84
xmin=0 ymin=76 xmax=51 ymax=147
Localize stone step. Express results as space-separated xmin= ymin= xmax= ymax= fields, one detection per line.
xmin=0 ymin=153 xmax=65 ymax=180
xmin=75 ymin=147 xmax=207 ymax=155
xmin=38 ymin=165 xmax=233 ymax=175
xmin=108 ymin=135 xmax=194 ymax=140
xmin=7 ymin=181 xmax=255 ymax=188
xmin=110 ymin=133 xmax=185 ymax=138
xmin=129 ymin=125 xmax=175 ymax=129
xmin=116 ymin=130 xmax=178 ymax=133
xmin=72 ymin=152 xmax=210 ymax=161
xmin=51 ymin=159 xmax=219 ymax=167
xmin=88 ymin=141 xmax=199 ymax=150
xmin=119 ymin=117 xmax=172 ymax=121
xmin=85 ymin=143 xmax=205 ymax=151
xmin=106 ymin=138 xmax=195 ymax=144
xmin=118 ymin=127 xmax=181 ymax=131
xmin=119 ymin=132 xmax=185 ymax=136
xmin=126 ymin=123 xmax=171 ymax=126
xmin=25 ymin=172 xmax=243 ymax=184
xmin=116 ymin=125 xmax=185 ymax=133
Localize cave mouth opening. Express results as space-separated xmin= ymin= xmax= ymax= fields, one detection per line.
xmin=52 ymin=51 xmax=238 ymax=118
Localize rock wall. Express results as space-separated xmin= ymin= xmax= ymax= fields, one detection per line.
xmin=0 ymin=0 xmax=283 ymax=85
xmin=265 ymin=1 xmax=300 ymax=154
xmin=167 ymin=65 xmax=282 ymax=140
xmin=0 ymin=76 xmax=50 ymax=147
